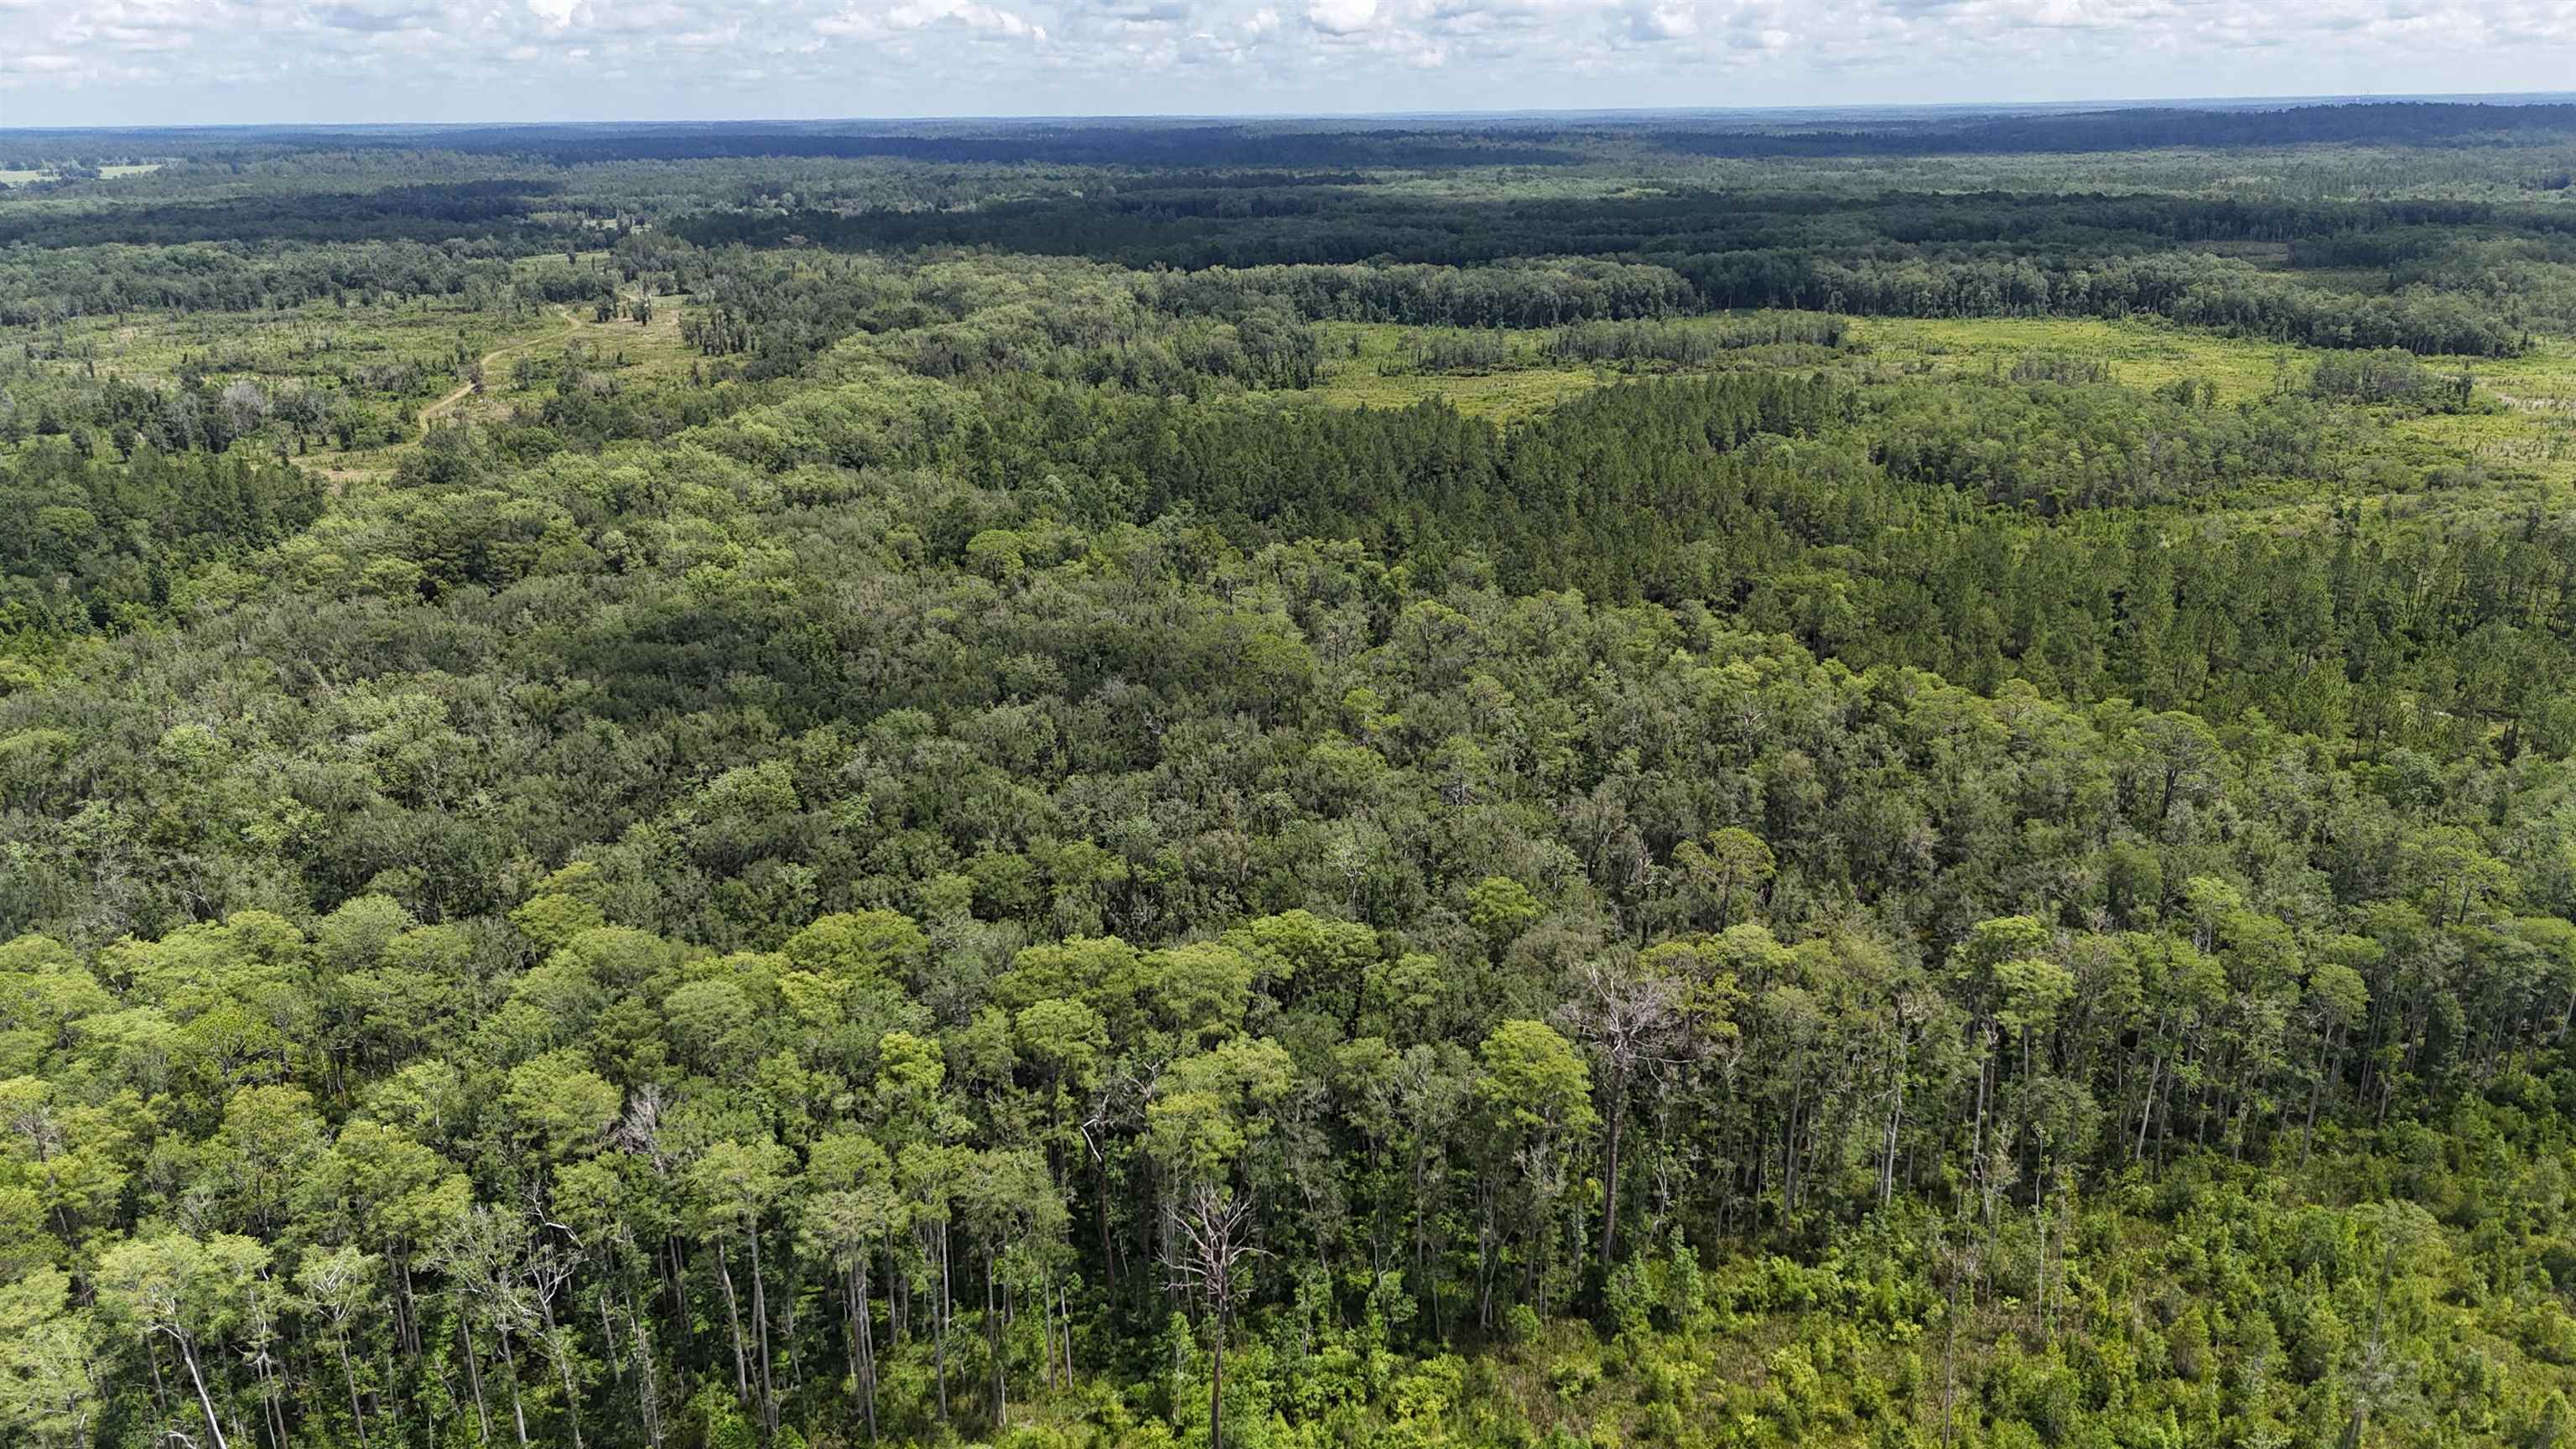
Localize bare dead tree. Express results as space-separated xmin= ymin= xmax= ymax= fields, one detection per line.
xmin=614 ymin=1085 xmax=670 ymax=1170
xmin=517 ymin=1204 xmax=589 ymax=1449
xmin=1558 ymin=959 xmax=1689 ymax=1265
xmin=1168 ymin=1185 xmax=1263 ymax=1449
xmin=1081 ymin=1059 xmax=1161 ymax=1296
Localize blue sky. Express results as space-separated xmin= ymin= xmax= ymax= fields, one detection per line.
xmin=3 ymin=0 xmax=2573 ymax=127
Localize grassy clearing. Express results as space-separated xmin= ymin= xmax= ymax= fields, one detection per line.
xmin=1846 ymin=315 xmax=2308 ymax=402
xmin=1306 ymin=314 xmax=2314 ymax=420
xmin=443 ymin=292 xmax=703 ymax=428
xmin=1308 ymin=320 xmax=1614 ymax=420
xmin=30 ymin=272 xmax=2575 ymax=527
xmin=15 ymin=245 xmax=703 ymax=479
xmin=2383 ymin=340 xmax=2576 ymax=511
xmin=1304 ymin=312 xmax=2576 ymax=526
xmin=1857 ymin=314 xmax=2576 ymax=522
xmin=0 ymin=164 xmax=161 ymax=187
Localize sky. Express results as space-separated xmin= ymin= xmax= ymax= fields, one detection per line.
xmin=2 ymin=0 xmax=2573 ymax=128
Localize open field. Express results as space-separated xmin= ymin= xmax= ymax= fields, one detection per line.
xmin=1849 ymin=314 xmax=2309 ymax=400
xmin=1308 ymin=320 xmax=1604 ymax=419
xmin=0 ymin=163 xmax=161 ymax=186
xmin=1857 ymin=315 xmax=2576 ymax=521
xmin=1303 ymin=312 xmax=2576 ymax=532
xmin=3 ymin=248 xmax=705 ymax=480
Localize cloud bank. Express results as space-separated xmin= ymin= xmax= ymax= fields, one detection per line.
xmin=3 ymin=0 xmax=2573 ymax=126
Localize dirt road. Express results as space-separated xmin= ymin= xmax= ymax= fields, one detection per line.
xmin=415 ymin=304 xmax=585 ymax=438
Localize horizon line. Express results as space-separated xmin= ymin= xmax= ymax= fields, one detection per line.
xmin=8 ymin=87 xmax=2576 ymax=135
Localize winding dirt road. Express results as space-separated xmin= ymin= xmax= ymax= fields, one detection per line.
xmin=415 ymin=304 xmax=586 ymax=439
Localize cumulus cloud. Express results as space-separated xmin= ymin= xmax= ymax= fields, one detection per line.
xmin=0 ymin=0 xmax=2571 ymax=121
xmin=1621 ymin=1 xmax=1692 ymax=41
xmin=887 ymin=0 xmax=1046 ymax=37
xmin=1306 ymin=0 xmax=1375 ymax=34
xmin=314 ymin=2 xmax=437 ymax=32
xmin=1080 ymin=0 xmax=1194 ymax=22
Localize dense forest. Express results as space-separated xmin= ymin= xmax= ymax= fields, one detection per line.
xmin=10 ymin=102 xmax=2576 ymax=1449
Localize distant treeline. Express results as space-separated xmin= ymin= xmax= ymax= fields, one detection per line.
xmin=0 ymin=240 xmax=531 ymax=325
xmin=673 ymin=188 xmax=2554 ymax=355
xmin=412 ymin=123 xmax=1590 ymax=169
xmin=15 ymin=101 xmax=2574 ymax=169
xmin=1677 ymin=251 xmax=2529 ymax=356
xmin=1648 ymin=101 xmax=2576 ymax=158
xmin=673 ymin=188 xmax=2576 ymax=265
xmin=0 ymin=180 xmax=564 ymax=251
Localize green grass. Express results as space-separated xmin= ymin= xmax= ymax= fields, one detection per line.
xmin=31 ymin=274 xmax=2575 ymax=524
xmin=13 ymin=263 xmax=704 ymax=480
xmin=449 ymin=293 xmax=705 ymax=423
xmin=1854 ymin=314 xmax=2576 ymax=523
xmin=1309 ymin=321 xmax=1618 ymax=420
xmin=2384 ymin=339 xmax=2576 ymax=506
xmin=1846 ymin=315 xmax=2308 ymax=402
xmin=1305 ymin=312 xmax=2576 ymax=527
xmin=1306 ymin=314 xmax=2311 ymax=422
xmin=0 ymin=164 xmax=161 ymax=186
xmin=57 ymin=299 xmax=496 ymax=385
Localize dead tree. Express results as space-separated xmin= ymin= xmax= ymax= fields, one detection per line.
xmin=1169 ymin=1186 xmax=1263 ymax=1449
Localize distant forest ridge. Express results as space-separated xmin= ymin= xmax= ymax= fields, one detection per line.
xmin=9 ymin=97 xmax=2576 ymax=167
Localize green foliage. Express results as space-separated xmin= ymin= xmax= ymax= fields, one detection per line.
xmin=10 ymin=104 xmax=2576 ymax=1449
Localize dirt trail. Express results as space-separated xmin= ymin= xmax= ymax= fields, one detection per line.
xmin=415 ymin=304 xmax=585 ymax=438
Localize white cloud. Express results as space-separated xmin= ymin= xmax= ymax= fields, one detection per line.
xmin=0 ymin=0 xmax=2571 ymax=117
xmin=887 ymin=0 xmax=1045 ymax=36
xmin=1621 ymin=1 xmax=1692 ymax=40
xmin=1306 ymin=0 xmax=1375 ymax=34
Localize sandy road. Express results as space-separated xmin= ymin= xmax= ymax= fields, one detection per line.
xmin=414 ymin=304 xmax=586 ymax=438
